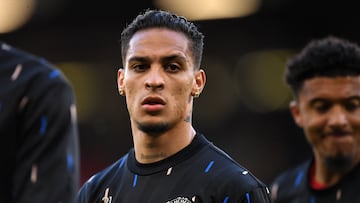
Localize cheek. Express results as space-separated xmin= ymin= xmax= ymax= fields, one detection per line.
xmin=349 ymin=118 xmax=360 ymax=141
xmin=302 ymin=115 xmax=325 ymax=141
xmin=124 ymin=84 xmax=139 ymax=110
xmin=171 ymin=85 xmax=193 ymax=112
xmin=349 ymin=114 xmax=360 ymax=126
xmin=173 ymin=86 xmax=191 ymax=105
xmin=174 ymin=80 xmax=192 ymax=96
xmin=124 ymin=79 xmax=140 ymax=97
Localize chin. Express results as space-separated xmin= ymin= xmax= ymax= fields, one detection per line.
xmin=324 ymin=153 xmax=354 ymax=171
xmin=137 ymin=122 xmax=170 ymax=135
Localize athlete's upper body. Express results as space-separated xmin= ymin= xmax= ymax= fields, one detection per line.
xmin=271 ymin=36 xmax=360 ymax=203
xmin=78 ymin=132 xmax=270 ymax=203
xmin=77 ymin=9 xmax=271 ymax=203
xmin=0 ymin=41 xmax=80 ymax=203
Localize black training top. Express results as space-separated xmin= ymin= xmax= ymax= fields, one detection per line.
xmin=0 ymin=41 xmax=80 ymax=203
xmin=271 ymin=159 xmax=360 ymax=203
xmin=77 ymin=133 xmax=271 ymax=203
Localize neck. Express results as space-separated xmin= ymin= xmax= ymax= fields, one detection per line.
xmin=132 ymin=125 xmax=196 ymax=164
xmin=313 ymin=153 xmax=360 ymax=187
xmin=312 ymin=161 xmax=343 ymax=188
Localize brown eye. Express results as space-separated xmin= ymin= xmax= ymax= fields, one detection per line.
xmin=165 ymin=63 xmax=181 ymax=73
xmin=344 ymin=99 xmax=360 ymax=112
xmin=133 ymin=64 xmax=148 ymax=72
xmin=313 ymin=101 xmax=330 ymax=113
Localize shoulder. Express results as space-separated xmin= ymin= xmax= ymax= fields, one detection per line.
xmin=271 ymin=161 xmax=310 ymax=187
xmin=270 ymin=160 xmax=310 ymax=202
xmin=207 ymin=153 xmax=271 ymax=202
xmin=1 ymin=42 xmax=70 ymax=87
xmin=81 ymin=155 xmax=128 ymax=187
xmin=77 ymin=155 xmax=128 ymax=199
xmin=202 ymin=142 xmax=269 ymax=193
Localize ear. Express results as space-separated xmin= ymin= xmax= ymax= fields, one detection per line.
xmin=117 ymin=68 xmax=125 ymax=96
xmin=192 ymin=69 xmax=206 ymax=98
xmin=289 ymin=100 xmax=303 ymax=127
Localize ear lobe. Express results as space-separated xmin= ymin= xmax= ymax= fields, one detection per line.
xmin=192 ymin=69 xmax=206 ymax=97
xmin=289 ymin=100 xmax=303 ymax=127
xmin=191 ymin=88 xmax=200 ymax=98
xmin=117 ymin=68 xmax=125 ymax=96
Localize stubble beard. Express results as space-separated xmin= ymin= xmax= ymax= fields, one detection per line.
xmin=324 ymin=153 xmax=354 ymax=172
xmin=136 ymin=121 xmax=171 ymax=136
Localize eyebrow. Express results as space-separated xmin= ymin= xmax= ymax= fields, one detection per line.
xmin=344 ymin=96 xmax=360 ymax=101
xmin=309 ymin=95 xmax=360 ymax=105
xmin=127 ymin=56 xmax=149 ymax=64
xmin=161 ymin=55 xmax=187 ymax=64
xmin=127 ymin=54 xmax=188 ymax=64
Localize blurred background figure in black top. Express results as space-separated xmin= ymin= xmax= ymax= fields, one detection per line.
xmin=0 ymin=41 xmax=80 ymax=203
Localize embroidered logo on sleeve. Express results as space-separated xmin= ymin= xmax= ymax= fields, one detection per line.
xmin=102 ymin=187 xmax=112 ymax=203
xmin=166 ymin=197 xmax=192 ymax=203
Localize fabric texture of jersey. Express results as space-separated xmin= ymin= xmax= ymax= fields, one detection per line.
xmin=0 ymin=41 xmax=80 ymax=203
xmin=77 ymin=133 xmax=271 ymax=203
xmin=270 ymin=159 xmax=360 ymax=203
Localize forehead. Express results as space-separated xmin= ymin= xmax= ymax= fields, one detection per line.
xmin=299 ymin=76 xmax=360 ymax=100
xmin=126 ymin=28 xmax=190 ymax=58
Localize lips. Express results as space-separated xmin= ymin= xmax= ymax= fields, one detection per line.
xmin=141 ymin=96 xmax=166 ymax=105
xmin=141 ymin=96 xmax=166 ymax=113
xmin=323 ymin=129 xmax=352 ymax=138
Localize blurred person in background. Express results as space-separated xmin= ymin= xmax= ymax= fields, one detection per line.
xmin=0 ymin=41 xmax=80 ymax=203
xmin=77 ymin=9 xmax=271 ymax=203
xmin=271 ymin=36 xmax=360 ymax=203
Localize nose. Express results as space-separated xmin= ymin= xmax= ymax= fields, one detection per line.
xmin=327 ymin=106 xmax=348 ymax=128
xmin=145 ymin=66 xmax=164 ymax=90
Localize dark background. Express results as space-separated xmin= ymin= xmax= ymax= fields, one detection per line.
xmin=1 ymin=0 xmax=359 ymax=185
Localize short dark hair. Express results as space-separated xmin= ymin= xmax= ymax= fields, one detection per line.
xmin=285 ymin=36 xmax=360 ymax=97
xmin=120 ymin=9 xmax=204 ymax=70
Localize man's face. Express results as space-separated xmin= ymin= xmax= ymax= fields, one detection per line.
xmin=291 ymin=76 xmax=360 ymax=168
xmin=118 ymin=28 xmax=205 ymax=134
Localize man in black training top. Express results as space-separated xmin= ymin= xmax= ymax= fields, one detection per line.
xmin=77 ymin=9 xmax=271 ymax=203
xmin=271 ymin=36 xmax=360 ymax=203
